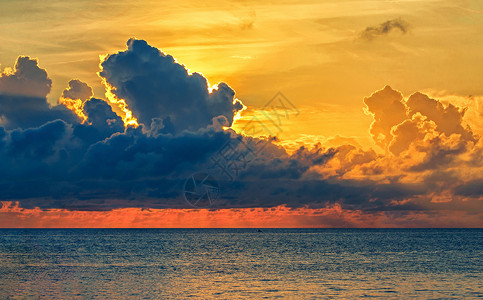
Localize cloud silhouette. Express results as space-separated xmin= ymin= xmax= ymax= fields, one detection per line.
xmin=62 ymin=79 xmax=93 ymax=101
xmin=0 ymin=56 xmax=51 ymax=98
xmin=364 ymin=85 xmax=407 ymax=150
xmin=99 ymin=38 xmax=244 ymax=133
xmin=0 ymin=39 xmax=481 ymax=219
xmin=0 ymin=57 xmax=79 ymax=129
xmin=361 ymin=18 xmax=409 ymax=40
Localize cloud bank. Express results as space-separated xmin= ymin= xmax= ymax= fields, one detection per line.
xmin=0 ymin=39 xmax=481 ymax=226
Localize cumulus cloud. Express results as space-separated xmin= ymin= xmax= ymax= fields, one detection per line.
xmin=59 ymin=79 xmax=94 ymax=123
xmin=0 ymin=56 xmax=51 ymax=98
xmin=62 ymin=79 xmax=93 ymax=101
xmin=364 ymin=86 xmax=476 ymax=160
xmin=0 ymin=44 xmax=239 ymax=209
xmin=406 ymin=92 xmax=473 ymax=140
xmin=0 ymin=57 xmax=79 ymax=129
xmin=389 ymin=117 xmax=425 ymax=156
xmin=364 ymin=85 xmax=408 ymax=150
xmin=99 ymin=38 xmax=244 ymax=133
xmin=0 ymin=39 xmax=481 ymax=221
xmin=361 ymin=18 xmax=409 ymax=40
xmin=73 ymin=98 xmax=125 ymax=143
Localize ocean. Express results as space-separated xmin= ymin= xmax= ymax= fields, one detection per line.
xmin=0 ymin=229 xmax=481 ymax=299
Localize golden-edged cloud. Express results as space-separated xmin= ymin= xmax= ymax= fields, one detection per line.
xmin=0 ymin=39 xmax=481 ymax=228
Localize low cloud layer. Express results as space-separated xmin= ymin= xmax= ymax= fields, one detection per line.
xmin=0 ymin=39 xmax=481 ymax=226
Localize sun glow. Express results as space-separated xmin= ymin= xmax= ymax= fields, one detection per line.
xmin=232 ymin=98 xmax=247 ymax=124
xmin=223 ymin=99 xmax=247 ymax=131
xmin=206 ymin=82 xmax=247 ymax=131
xmin=1 ymin=201 xmax=480 ymax=228
xmin=98 ymin=54 xmax=139 ymax=127
xmin=59 ymin=96 xmax=88 ymax=123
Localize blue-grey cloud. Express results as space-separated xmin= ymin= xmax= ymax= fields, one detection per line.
xmin=0 ymin=56 xmax=51 ymax=98
xmin=99 ymin=38 xmax=244 ymax=134
xmin=62 ymin=79 xmax=93 ymax=101
xmin=0 ymin=57 xmax=79 ymax=129
xmin=0 ymin=39 xmax=481 ymax=214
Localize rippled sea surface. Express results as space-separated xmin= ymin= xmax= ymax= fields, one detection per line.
xmin=0 ymin=229 xmax=481 ymax=299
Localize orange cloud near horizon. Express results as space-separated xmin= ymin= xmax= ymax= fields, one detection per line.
xmin=1 ymin=201 xmax=480 ymax=228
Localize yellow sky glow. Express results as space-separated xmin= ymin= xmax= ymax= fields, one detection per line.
xmin=1 ymin=0 xmax=482 ymax=148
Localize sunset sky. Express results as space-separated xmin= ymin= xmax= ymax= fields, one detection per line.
xmin=0 ymin=0 xmax=482 ymax=227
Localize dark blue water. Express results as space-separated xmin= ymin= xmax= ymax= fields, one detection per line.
xmin=0 ymin=229 xmax=481 ymax=299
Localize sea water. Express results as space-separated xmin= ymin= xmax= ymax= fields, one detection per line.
xmin=0 ymin=229 xmax=481 ymax=299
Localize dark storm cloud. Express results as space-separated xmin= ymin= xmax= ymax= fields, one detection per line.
xmin=0 ymin=116 xmax=232 ymax=209
xmin=214 ymin=177 xmax=426 ymax=212
xmin=0 ymin=56 xmax=79 ymax=129
xmin=99 ymin=38 xmax=244 ymax=133
xmin=0 ymin=94 xmax=79 ymax=130
xmin=454 ymin=179 xmax=483 ymax=197
xmin=70 ymin=97 xmax=126 ymax=148
xmin=8 ymin=120 xmax=69 ymax=161
xmin=361 ymin=18 xmax=409 ymax=40
xmin=238 ymin=144 xmax=338 ymax=180
xmin=0 ymin=39 xmax=480 ymax=214
xmin=0 ymin=48 xmax=239 ymax=209
xmin=74 ymin=126 xmax=231 ymax=181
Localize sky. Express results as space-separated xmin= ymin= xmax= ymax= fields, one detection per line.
xmin=0 ymin=0 xmax=482 ymax=227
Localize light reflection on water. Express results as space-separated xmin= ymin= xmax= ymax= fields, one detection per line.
xmin=0 ymin=229 xmax=481 ymax=299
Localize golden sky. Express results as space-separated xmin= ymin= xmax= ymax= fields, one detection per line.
xmin=0 ymin=0 xmax=482 ymax=227
xmin=2 ymin=0 xmax=482 ymax=147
